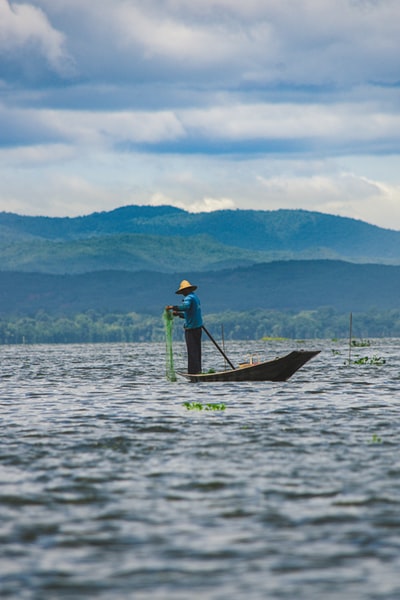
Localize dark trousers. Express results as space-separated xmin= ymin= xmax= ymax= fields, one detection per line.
xmin=185 ymin=327 xmax=202 ymax=374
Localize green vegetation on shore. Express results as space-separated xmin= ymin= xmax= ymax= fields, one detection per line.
xmin=1 ymin=307 xmax=400 ymax=345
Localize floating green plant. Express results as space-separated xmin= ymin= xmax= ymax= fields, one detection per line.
xmin=183 ymin=402 xmax=226 ymax=411
xmin=183 ymin=402 xmax=203 ymax=410
xmin=352 ymin=355 xmax=386 ymax=365
xmin=351 ymin=339 xmax=371 ymax=347
xmin=371 ymin=434 xmax=382 ymax=443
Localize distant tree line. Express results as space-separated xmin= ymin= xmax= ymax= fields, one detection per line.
xmin=1 ymin=308 xmax=400 ymax=345
xmin=0 ymin=311 xmax=163 ymax=345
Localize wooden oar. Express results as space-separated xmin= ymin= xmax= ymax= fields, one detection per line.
xmin=202 ymin=325 xmax=235 ymax=370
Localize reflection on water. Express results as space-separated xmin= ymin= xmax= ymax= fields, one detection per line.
xmin=1 ymin=339 xmax=400 ymax=599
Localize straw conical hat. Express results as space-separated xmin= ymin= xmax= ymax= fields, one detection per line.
xmin=175 ymin=280 xmax=197 ymax=294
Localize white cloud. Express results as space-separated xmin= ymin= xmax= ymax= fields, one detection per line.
xmin=190 ymin=197 xmax=236 ymax=212
xmin=2 ymin=98 xmax=399 ymax=156
xmin=1 ymin=0 xmax=400 ymax=231
xmin=0 ymin=102 xmax=186 ymax=148
xmin=181 ymin=102 xmax=400 ymax=146
xmin=47 ymin=109 xmax=185 ymax=147
xmin=0 ymin=143 xmax=76 ymax=166
xmin=0 ymin=169 xmax=120 ymax=217
xmin=255 ymin=170 xmax=400 ymax=229
xmin=0 ymin=0 xmax=74 ymax=76
xmin=149 ymin=192 xmax=235 ymax=213
xmin=1 ymin=147 xmax=400 ymax=229
xmin=29 ymin=0 xmax=400 ymax=87
xmin=115 ymin=5 xmax=233 ymax=65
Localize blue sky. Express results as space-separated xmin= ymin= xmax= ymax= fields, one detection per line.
xmin=1 ymin=0 xmax=400 ymax=229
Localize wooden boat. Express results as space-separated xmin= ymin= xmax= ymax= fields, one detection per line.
xmin=177 ymin=349 xmax=320 ymax=383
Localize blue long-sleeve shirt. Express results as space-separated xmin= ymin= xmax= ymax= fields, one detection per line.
xmin=173 ymin=292 xmax=203 ymax=329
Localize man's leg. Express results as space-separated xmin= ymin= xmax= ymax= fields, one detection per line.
xmin=185 ymin=328 xmax=202 ymax=373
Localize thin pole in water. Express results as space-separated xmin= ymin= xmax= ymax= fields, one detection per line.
xmin=348 ymin=312 xmax=353 ymax=365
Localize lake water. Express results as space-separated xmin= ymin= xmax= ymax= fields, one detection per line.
xmin=1 ymin=338 xmax=400 ymax=600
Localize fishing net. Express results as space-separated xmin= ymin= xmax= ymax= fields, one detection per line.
xmin=163 ymin=309 xmax=177 ymax=381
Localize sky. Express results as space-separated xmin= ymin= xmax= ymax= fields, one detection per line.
xmin=1 ymin=0 xmax=400 ymax=229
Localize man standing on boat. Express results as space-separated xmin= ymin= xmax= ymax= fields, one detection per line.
xmin=166 ymin=280 xmax=203 ymax=374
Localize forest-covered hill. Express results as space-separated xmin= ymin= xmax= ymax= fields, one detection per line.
xmin=1 ymin=206 xmax=399 ymax=342
xmin=1 ymin=205 xmax=400 ymax=273
xmin=1 ymin=260 xmax=399 ymax=317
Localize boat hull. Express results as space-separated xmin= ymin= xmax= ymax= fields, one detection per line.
xmin=177 ymin=350 xmax=320 ymax=382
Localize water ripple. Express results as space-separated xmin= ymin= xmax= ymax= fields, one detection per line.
xmin=1 ymin=340 xmax=400 ymax=599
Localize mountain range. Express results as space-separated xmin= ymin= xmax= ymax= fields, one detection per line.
xmin=1 ymin=260 xmax=399 ymax=317
xmin=1 ymin=205 xmax=400 ymax=318
xmin=1 ymin=205 xmax=400 ymax=274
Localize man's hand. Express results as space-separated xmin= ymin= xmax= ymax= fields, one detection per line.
xmin=166 ymin=305 xmax=182 ymax=317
